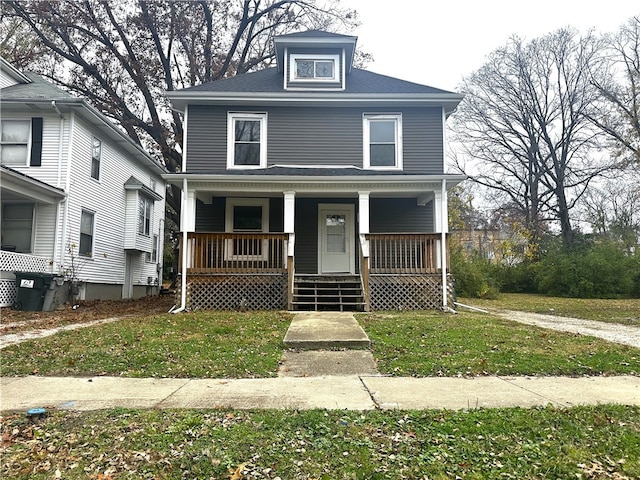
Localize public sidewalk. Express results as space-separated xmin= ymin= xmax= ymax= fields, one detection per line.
xmin=1 ymin=375 xmax=639 ymax=412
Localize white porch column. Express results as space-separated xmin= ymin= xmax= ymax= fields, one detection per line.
xmin=283 ymin=191 xmax=296 ymax=234
xmin=358 ymin=191 xmax=370 ymax=234
xmin=178 ymin=178 xmax=195 ymax=312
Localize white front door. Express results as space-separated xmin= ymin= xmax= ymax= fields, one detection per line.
xmin=318 ymin=204 xmax=355 ymax=274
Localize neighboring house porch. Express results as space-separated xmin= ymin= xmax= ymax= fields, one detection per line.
xmin=0 ymin=165 xmax=65 ymax=307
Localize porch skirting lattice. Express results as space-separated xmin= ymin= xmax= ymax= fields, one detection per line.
xmin=183 ymin=274 xmax=287 ymax=311
xmin=369 ymin=274 xmax=454 ymax=311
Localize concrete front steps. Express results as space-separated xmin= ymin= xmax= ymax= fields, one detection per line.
xmin=280 ymin=312 xmax=378 ymax=377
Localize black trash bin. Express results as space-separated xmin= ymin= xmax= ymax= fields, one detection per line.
xmin=13 ymin=272 xmax=57 ymax=311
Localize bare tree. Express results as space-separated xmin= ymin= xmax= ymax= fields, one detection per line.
xmin=589 ymin=16 xmax=640 ymax=165
xmin=452 ymin=28 xmax=621 ymax=248
xmin=1 ymin=0 xmax=360 ymax=226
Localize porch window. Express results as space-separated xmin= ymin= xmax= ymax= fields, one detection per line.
xmin=1 ymin=203 xmax=34 ymax=253
xmin=363 ymin=114 xmax=403 ymax=170
xmin=0 ymin=120 xmax=30 ymax=166
xmin=79 ymin=209 xmax=95 ymax=257
xmin=91 ymin=137 xmax=101 ymax=180
xmin=225 ymin=198 xmax=270 ymax=260
xmin=227 ymin=112 xmax=267 ymax=168
xmin=138 ymin=196 xmax=152 ymax=236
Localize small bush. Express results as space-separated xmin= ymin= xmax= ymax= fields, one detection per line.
xmin=450 ymin=250 xmax=499 ymax=299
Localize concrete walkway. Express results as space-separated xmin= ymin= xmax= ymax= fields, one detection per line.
xmin=1 ymin=311 xmax=639 ymax=412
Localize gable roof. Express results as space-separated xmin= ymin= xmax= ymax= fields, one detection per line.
xmin=1 ymin=71 xmax=76 ymax=100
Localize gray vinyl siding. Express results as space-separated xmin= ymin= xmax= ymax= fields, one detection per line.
xmin=370 ymin=198 xmax=434 ymax=233
xmin=186 ymin=106 xmax=444 ymax=173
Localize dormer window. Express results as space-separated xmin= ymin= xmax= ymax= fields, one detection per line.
xmin=289 ymin=54 xmax=339 ymax=83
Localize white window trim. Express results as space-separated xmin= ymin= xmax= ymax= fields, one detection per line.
xmin=79 ymin=208 xmax=96 ymax=258
xmin=289 ymin=54 xmax=340 ymax=83
xmin=138 ymin=195 xmax=153 ymax=237
xmin=224 ymin=198 xmax=270 ymax=261
xmin=363 ymin=113 xmax=403 ymax=171
xmin=227 ymin=112 xmax=267 ymax=169
xmin=0 ymin=119 xmax=31 ymax=166
xmin=91 ymin=136 xmax=102 ymax=181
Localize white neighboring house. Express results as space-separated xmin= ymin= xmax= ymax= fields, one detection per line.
xmin=0 ymin=58 xmax=167 ymax=307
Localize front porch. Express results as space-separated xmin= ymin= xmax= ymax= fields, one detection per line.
xmin=179 ymin=232 xmax=453 ymax=311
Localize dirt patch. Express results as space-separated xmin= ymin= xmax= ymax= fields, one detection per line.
xmin=0 ymin=295 xmax=175 ymax=335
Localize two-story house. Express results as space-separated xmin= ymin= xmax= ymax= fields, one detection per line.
xmin=0 ymin=58 xmax=167 ymax=307
xmin=165 ymin=31 xmax=464 ymax=312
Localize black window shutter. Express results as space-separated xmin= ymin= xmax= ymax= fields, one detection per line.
xmin=30 ymin=117 xmax=43 ymax=166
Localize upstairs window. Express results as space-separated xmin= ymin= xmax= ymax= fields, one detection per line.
xmin=0 ymin=120 xmax=30 ymax=166
xmin=91 ymin=137 xmax=101 ymax=180
xmin=290 ymin=54 xmax=339 ymax=82
xmin=363 ymin=114 xmax=403 ymax=170
xmin=227 ymin=112 xmax=267 ymax=169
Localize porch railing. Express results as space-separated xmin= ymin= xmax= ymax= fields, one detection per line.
xmin=366 ymin=233 xmax=447 ymax=274
xmin=0 ymin=250 xmax=53 ymax=273
xmin=181 ymin=232 xmax=289 ymax=274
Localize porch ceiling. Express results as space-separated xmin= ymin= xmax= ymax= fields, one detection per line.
xmin=0 ymin=166 xmax=66 ymax=204
xmin=165 ymin=172 xmax=466 ymax=201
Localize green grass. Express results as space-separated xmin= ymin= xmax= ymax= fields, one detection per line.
xmin=2 ymin=405 xmax=639 ymax=479
xmin=2 ymin=309 xmax=638 ymax=378
xmin=0 ymin=311 xmax=291 ymax=378
xmin=459 ymin=293 xmax=640 ymax=325
xmin=361 ymin=311 xmax=639 ymax=377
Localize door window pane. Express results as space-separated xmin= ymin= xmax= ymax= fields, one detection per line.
xmin=326 ymin=215 xmax=346 ymax=253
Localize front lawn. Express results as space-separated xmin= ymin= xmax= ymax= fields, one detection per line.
xmin=0 ymin=311 xmax=291 ymax=378
xmin=2 ymin=405 xmax=639 ymax=479
xmin=1 ymin=309 xmax=637 ymax=378
xmin=361 ymin=311 xmax=638 ymax=377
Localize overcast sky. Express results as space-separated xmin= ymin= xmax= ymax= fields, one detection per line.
xmin=343 ymin=0 xmax=639 ymax=92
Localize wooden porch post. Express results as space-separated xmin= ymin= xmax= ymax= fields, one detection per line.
xmin=440 ymin=179 xmax=448 ymax=308
xmin=358 ymin=192 xmax=370 ymax=311
xmin=284 ymin=191 xmax=296 ymax=310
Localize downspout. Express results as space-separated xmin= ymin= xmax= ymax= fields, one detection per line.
xmin=170 ymin=177 xmax=189 ymax=313
xmin=52 ymin=101 xmax=65 ymax=273
xmin=58 ymin=110 xmax=75 ymax=270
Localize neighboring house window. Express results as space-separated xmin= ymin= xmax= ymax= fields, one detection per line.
xmin=152 ymin=234 xmax=158 ymax=262
xmin=79 ymin=209 xmax=95 ymax=256
xmin=290 ymin=54 xmax=339 ymax=82
xmin=225 ymin=198 xmax=269 ymax=260
xmin=363 ymin=114 xmax=403 ymax=170
xmin=91 ymin=137 xmax=101 ymax=180
xmin=138 ymin=196 xmax=152 ymax=236
xmin=0 ymin=120 xmax=30 ymax=166
xmin=227 ymin=112 xmax=267 ymax=168
xmin=1 ymin=204 xmax=34 ymax=253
